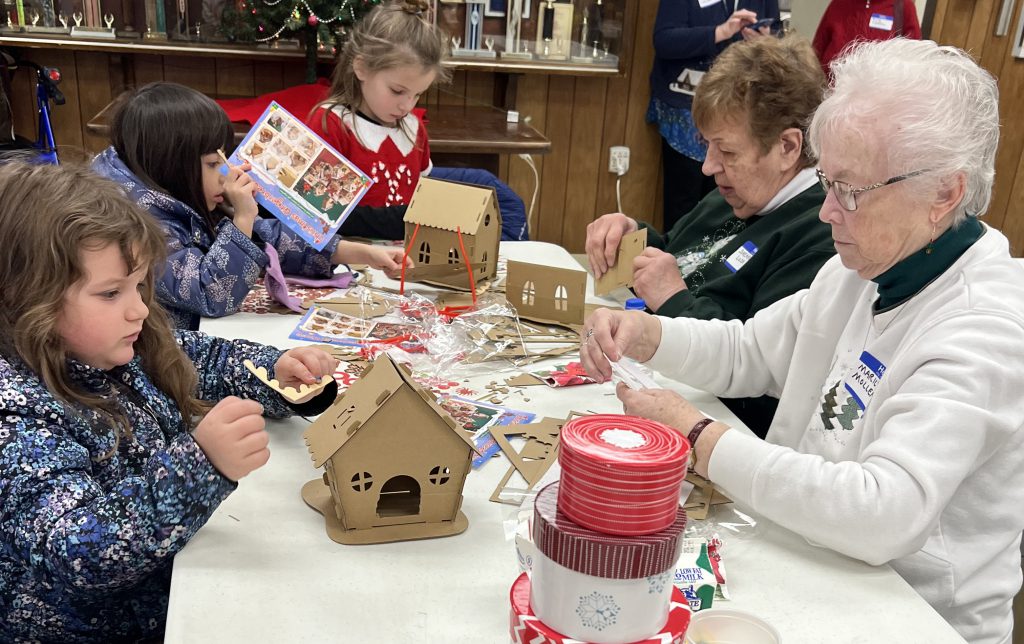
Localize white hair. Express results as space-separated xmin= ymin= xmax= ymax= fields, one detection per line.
xmin=809 ymin=38 xmax=999 ymax=223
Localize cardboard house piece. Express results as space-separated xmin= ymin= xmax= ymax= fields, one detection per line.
xmin=506 ymin=260 xmax=587 ymax=327
xmin=403 ymin=177 xmax=501 ymax=289
xmin=301 ymin=353 xmax=478 ymax=545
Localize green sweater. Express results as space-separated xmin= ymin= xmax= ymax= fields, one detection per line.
xmin=642 ymin=183 xmax=834 ymax=320
xmin=641 ymin=183 xmax=833 ymax=437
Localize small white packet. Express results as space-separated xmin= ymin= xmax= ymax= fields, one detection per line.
xmin=610 ymin=357 xmax=659 ymax=390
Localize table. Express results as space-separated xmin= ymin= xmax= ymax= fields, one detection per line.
xmin=169 ymin=241 xmax=965 ymax=643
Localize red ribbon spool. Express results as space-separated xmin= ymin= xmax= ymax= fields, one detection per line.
xmin=558 ymin=414 xmax=690 ymax=536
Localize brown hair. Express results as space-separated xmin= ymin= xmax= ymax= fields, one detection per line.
xmin=693 ymin=35 xmax=825 ymax=168
xmin=0 ymin=162 xmax=208 ymax=449
xmin=316 ymin=0 xmax=450 ymax=144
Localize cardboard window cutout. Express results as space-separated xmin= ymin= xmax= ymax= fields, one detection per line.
xmin=418 ymin=242 xmax=431 ymax=264
xmin=554 ymin=285 xmax=568 ymax=311
xmin=429 ymin=466 xmax=451 ymax=485
xmin=351 ymin=471 xmax=373 ymax=491
xmin=448 ymin=247 xmax=460 ymax=263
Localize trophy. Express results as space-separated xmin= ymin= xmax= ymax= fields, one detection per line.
xmin=70 ymin=0 xmax=117 ymax=37
xmin=143 ymin=0 xmax=167 ymax=38
xmin=535 ymin=0 xmax=573 ymax=61
xmin=172 ymin=0 xmax=187 ymax=39
xmin=24 ymin=0 xmax=70 ymax=32
xmin=454 ymin=1 xmax=494 ymax=58
xmin=501 ymin=0 xmax=532 ymax=60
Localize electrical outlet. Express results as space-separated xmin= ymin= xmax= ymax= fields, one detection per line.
xmin=609 ymin=146 xmax=630 ymax=175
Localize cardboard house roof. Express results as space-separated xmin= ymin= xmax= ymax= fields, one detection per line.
xmin=403 ymin=177 xmax=497 ymax=234
xmin=304 ymin=354 xmax=478 ymax=468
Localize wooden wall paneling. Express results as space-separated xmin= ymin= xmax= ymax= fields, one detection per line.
xmin=535 ymin=75 xmax=575 ymax=244
xmin=559 ymin=76 xmax=607 ymax=253
xmin=215 ymin=58 xmax=255 ymax=97
xmin=75 ymin=51 xmax=113 ymax=153
xmin=280 ymin=60 xmax=307 ymax=87
xmin=980 ymin=1 xmax=1024 ymax=231
xmin=593 ymin=0 xmax=638 ymax=225
xmin=464 ymin=70 xmax=494 ymax=108
xmin=963 ymin=0 xmax=998 ymax=56
xmin=506 ymin=73 xmax=549 ymax=239
xmin=163 ymin=55 xmax=216 ymax=94
xmin=9 ymin=60 xmax=37 ymax=140
xmin=618 ymin=0 xmax=660 ymax=231
xmin=938 ymin=0 xmax=979 ymax=46
xmin=132 ymin=54 xmax=164 ymax=87
xmin=1000 ymin=147 xmax=1024 ymax=255
xmin=928 ymin=0 xmax=949 ymax=38
xmin=253 ymin=61 xmax=285 ymax=95
xmin=440 ymin=69 xmax=467 ymax=106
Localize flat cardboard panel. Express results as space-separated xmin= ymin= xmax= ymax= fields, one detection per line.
xmin=506 ymin=260 xmax=586 ymax=326
xmin=594 ymin=229 xmax=646 ymax=296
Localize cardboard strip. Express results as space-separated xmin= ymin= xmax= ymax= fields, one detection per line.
xmin=243 ymin=359 xmax=331 ymax=404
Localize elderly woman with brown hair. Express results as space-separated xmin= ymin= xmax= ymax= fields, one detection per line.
xmin=586 ymin=34 xmax=834 ymax=436
xmin=582 ymin=38 xmax=1024 ymax=644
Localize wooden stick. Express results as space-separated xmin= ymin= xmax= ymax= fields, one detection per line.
xmin=217 ymin=148 xmax=232 ymax=168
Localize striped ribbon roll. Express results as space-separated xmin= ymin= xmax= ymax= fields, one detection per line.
xmin=558 ymin=414 xmax=690 ymax=536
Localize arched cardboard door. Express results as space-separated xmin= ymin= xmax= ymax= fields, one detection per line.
xmin=376 ymin=475 xmax=421 ymax=518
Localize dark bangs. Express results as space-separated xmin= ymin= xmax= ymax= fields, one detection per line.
xmin=110 ymin=82 xmax=234 ymax=231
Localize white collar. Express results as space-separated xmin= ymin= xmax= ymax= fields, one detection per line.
xmin=755 ymin=167 xmax=819 ymax=216
xmin=330 ymin=106 xmax=421 ymax=156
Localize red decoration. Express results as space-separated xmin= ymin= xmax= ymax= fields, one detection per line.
xmin=308 ymin=14 xmax=318 ymax=25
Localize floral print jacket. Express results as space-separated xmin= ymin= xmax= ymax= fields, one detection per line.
xmin=92 ymin=147 xmax=341 ymax=330
xmin=0 ymin=331 xmax=293 ymax=643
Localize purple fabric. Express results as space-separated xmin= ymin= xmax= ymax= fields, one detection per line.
xmin=263 ymin=244 xmax=353 ymax=313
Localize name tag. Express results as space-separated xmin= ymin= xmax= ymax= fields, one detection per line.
xmin=698 ymin=0 xmax=722 ymax=8
xmin=842 ymin=351 xmax=886 ymax=411
xmin=723 ymin=241 xmax=757 ymax=273
xmin=869 ymin=13 xmax=894 ymax=30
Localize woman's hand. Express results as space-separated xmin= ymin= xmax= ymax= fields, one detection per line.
xmin=222 ymin=162 xmax=259 ymax=236
xmin=580 ymin=308 xmax=662 ymax=383
xmin=632 ymin=248 xmax=688 ymax=311
xmin=193 ymin=396 xmax=269 ymax=481
xmin=585 ymin=213 xmax=639 ymax=279
xmin=715 ymin=9 xmax=757 ymax=42
xmin=273 ymin=347 xmax=337 ymax=402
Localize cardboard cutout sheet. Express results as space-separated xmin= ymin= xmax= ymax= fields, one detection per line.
xmin=594 ymin=229 xmax=647 ymax=296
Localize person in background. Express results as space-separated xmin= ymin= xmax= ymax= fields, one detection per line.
xmin=92 ymin=82 xmax=410 ymax=331
xmin=582 ymin=39 xmax=1024 ymax=644
xmin=648 ymin=0 xmax=780 ymax=231
xmin=587 ymin=35 xmax=833 ymax=436
xmin=308 ymin=0 xmax=529 ymax=242
xmin=813 ymin=0 xmax=921 ymax=76
xmin=0 ymin=163 xmax=339 ymax=643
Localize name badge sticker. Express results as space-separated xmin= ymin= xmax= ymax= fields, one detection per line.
xmin=843 ymin=351 xmax=886 ymax=411
xmin=723 ymin=241 xmax=758 ymax=273
xmin=698 ymin=0 xmax=722 ymax=8
xmin=869 ymin=13 xmax=894 ymax=30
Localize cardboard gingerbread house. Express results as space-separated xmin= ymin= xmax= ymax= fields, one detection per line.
xmin=301 ymin=354 xmax=478 ymax=544
xmin=402 ymin=177 xmax=501 ymax=289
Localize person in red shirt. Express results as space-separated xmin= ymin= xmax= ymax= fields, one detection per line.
xmin=813 ymin=0 xmax=921 ymax=76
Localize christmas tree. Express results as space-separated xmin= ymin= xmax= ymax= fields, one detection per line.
xmin=221 ymin=0 xmax=382 ymax=83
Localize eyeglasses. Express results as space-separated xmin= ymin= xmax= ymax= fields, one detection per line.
xmin=815 ymin=168 xmax=931 ymax=211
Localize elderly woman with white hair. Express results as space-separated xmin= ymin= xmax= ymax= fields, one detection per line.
xmin=580 ymin=38 xmax=1024 ymax=643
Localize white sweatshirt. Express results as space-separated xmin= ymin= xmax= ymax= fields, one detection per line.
xmin=648 ymin=226 xmax=1024 ymax=644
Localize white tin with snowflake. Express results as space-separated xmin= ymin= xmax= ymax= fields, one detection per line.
xmin=530 ymin=482 xmax=688 ymax=644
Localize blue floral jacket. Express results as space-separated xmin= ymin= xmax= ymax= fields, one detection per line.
xmin=0 ymin=331 xmax=295 ymax=643
xmin=92 ymin=147 xmax=342 ymax=330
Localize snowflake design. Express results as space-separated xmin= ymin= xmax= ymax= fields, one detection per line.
xmin=576 ymin=591 xmax=620 ymax=631
xmin=648 ymin=571 xmax=671 ymax=594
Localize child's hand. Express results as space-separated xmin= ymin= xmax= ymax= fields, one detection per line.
xmin=366 ymin=246 xmax=413 ymax=280
xmin=193 ymin=396 xmax=269 ymax=481
xmin=223 ymin=162 xmax=259 ymax=226
xmin=274 ymin=347 xmax=338 ymax=402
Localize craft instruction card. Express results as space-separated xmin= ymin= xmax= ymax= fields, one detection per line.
xmin=229 ymin=102 xmax=372 ymax=250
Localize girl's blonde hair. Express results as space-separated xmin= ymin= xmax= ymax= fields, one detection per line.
xmin=0 ymin=162 xmax=208 ymax=447
xmin=316 ymin=0 xmax=450 ymax=143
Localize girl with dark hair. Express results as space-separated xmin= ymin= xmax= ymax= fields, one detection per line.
xmin=92 ymin=81 xmax=410 ymax=330
xmin=0 ymin=162 xmax=338 ymax=643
